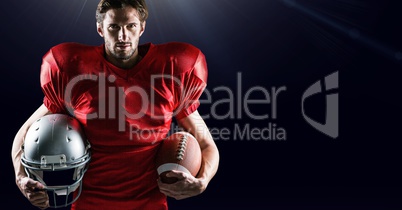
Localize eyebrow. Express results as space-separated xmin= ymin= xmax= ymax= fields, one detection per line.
xmin=107 ymin=22 xmax=138 ymax=26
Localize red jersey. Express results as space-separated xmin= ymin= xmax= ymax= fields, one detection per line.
xmin=40 ymin=42 xmax=208 ymax=209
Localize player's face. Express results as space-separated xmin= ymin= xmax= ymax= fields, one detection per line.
xmin=97 ymin=6 xmax=145 ymax=63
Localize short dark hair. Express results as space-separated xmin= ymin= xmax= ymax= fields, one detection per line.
xmin=96 ymin=0 xmax=148 ymax=23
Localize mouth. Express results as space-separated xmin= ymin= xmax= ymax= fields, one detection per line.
xmin=116 ymin=43 xmax=131 ymax=50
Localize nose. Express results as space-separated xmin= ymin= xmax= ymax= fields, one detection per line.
xmin=118 ymin=27 xmax=127 ymax=41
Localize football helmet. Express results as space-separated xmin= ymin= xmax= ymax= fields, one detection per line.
xmin=21 ymin=114 xmax=91 ymax=208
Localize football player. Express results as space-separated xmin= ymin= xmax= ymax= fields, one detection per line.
xmin=11 ymin=0 xmax=219 ymax=209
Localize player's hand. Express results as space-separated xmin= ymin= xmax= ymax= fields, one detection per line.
xmin=157 ymin=170 xmax=207 ymax=200
xmin=17 ymin=176 xmax=49 ymax=209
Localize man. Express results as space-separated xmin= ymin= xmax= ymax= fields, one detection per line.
xmin=11 ymin=0 xmax=219 ymax=209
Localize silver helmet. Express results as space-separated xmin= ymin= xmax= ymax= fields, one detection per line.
xmin=21 ymin=114 xmax=91 ymax=208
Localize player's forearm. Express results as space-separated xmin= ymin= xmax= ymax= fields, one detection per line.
xmin=197 ymin=142 xmax=219 ymax=185
xmin=11 ymin=104 xmax=51 ymax=179
xmin=12 ymin=126 xmax=28 ymax=179
xmin=176 ymin=111 xmax=220 ymax=186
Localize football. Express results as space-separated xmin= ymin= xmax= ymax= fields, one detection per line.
xmin=155 ymin=131 xmax=202 ymax=184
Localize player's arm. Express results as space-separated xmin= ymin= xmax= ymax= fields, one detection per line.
xmin=11 ymin=104 xmax=51 ymax=209
xmin=158 ymin=110 xmax=219 ymax=200
xmin=178 ymin=110 xmax=219 ymax=186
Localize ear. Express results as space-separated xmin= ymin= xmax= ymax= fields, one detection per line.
xmin=139 ymin=21 xmax=146 ymax=37
xmin=97 ymin=22 xmax=104 ymax=37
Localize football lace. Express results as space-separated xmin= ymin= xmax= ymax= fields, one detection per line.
xmin=176 ymin=134 xmax=188 ymax=161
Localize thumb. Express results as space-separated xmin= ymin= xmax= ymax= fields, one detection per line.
xmin=25 ymin=178 xmax=45 ymax=189
xmin=166 ymin=170 xmax=187 ymax=179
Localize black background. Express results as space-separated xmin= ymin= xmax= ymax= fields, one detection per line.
xmin=2 ymin=0 xmax=401 ymax=209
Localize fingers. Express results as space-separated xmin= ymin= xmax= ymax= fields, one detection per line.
xmin=26 ymin=190 xmax=49 ymax=209
xmin=158 ymin=179 xmax=189 ymax=200
xmin=18 ymin=177 xmax=49 ymax=209
xmin=157 ymin=172 xmax=204 ymax=200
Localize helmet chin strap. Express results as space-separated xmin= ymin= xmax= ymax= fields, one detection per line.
xmin=51 ymin=184 xmax=80 ymax=196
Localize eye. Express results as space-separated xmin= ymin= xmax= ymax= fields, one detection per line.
xmin=127 ymin=23 xmax=136 ymax=29
xmin=108 ymin=24 xmax=120 ymax=31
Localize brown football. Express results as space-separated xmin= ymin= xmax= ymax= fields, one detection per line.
xmin=155 ymin=131 xmax=202 ymax=184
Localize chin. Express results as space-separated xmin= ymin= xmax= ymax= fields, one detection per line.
xmin=114 ymin=52 xmax=134 ymax=60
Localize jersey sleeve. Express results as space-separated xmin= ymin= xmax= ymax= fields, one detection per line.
xmin=174 ymin=51 xmax=208 ymax=119
xmin=40 ymin=49 xmax=68 ymax=114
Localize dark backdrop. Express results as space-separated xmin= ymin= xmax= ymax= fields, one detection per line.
xmin=2 ymin=0 xmax=401 ymax=209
